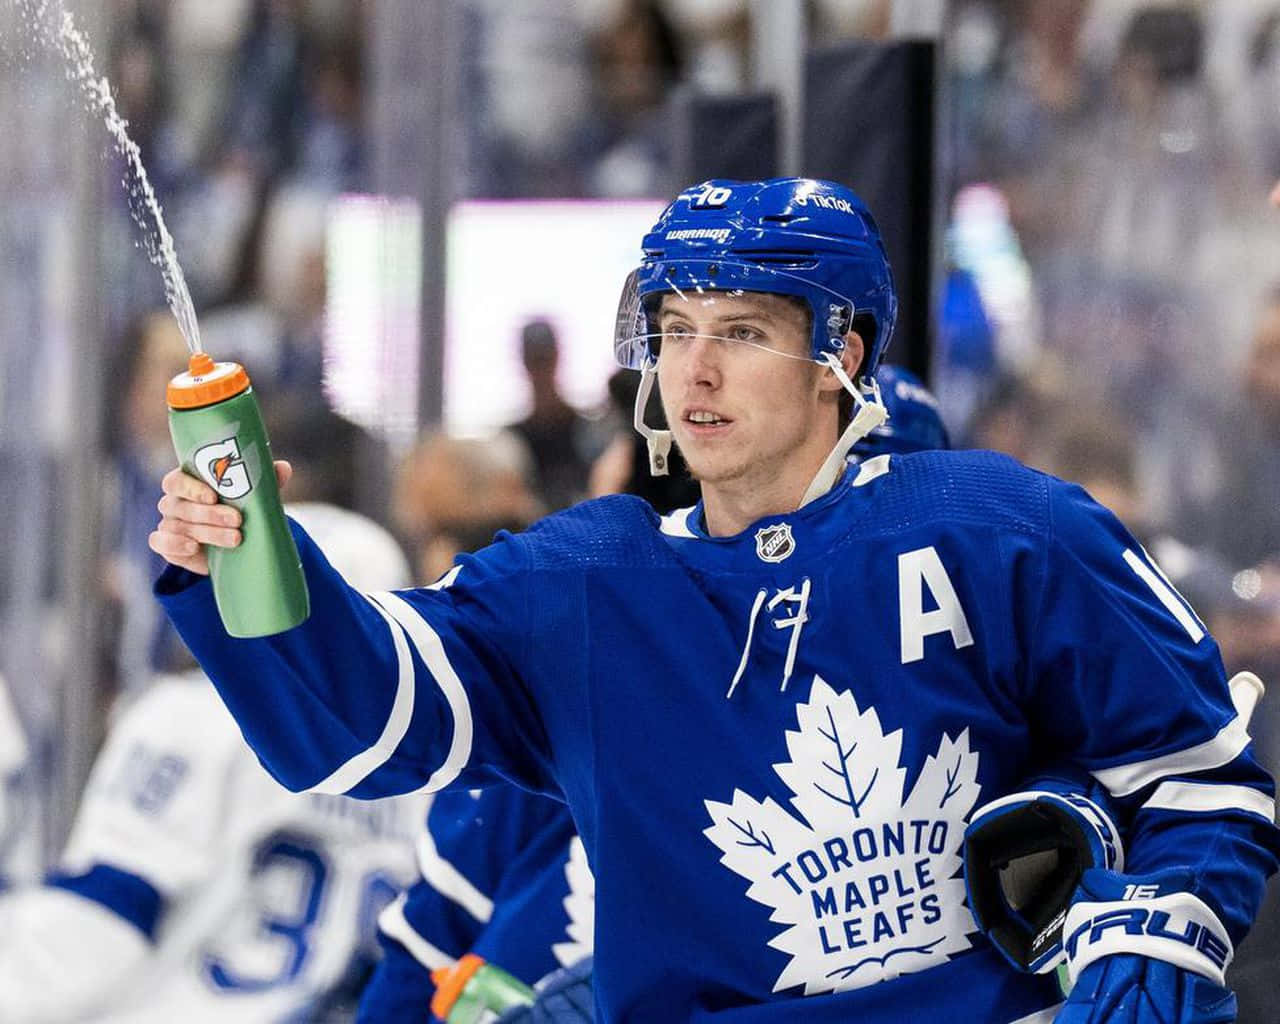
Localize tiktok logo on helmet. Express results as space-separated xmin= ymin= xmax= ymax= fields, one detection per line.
xmin=193 ymin=437 xmax=254 ymax=500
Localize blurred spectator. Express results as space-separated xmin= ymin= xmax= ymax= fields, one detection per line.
xmin=216 ymin=0 xmax=309 ymax=183
xmin=468 ymin=0 xmax=596 ymax=197
xmin=661 ymin=0 xmax=749 ymax=94
xmin=102 ymin=312 xmax=194 ymax=694
xmin=588 ymin=368 xmax=698 ymax=514
xmin=263 ymin=396 xmax=376 ymax=512
xmin=585 ymin=0 xmax=684 ymax=197
xmin=1086 ymin=6 xmax=1231 ymax=286
xmin=392 ymin=431 xmax=541 ymax=583
xmin=1175 ymin=288 xmax=1280 ymax=570
xmin=197 ymin=182 xmax=331 ymax=400
xmin=507 ymin=319 xmax=598 ymax=512
xmin=962 ymin=356 xmax=1068 ymax=465
xmin=294 ymin=35 xmax=366 ymax=190
xmin=977 ymin=0 xmax=1100 ymax=172
xmin=958 ymin=0 xmax=1103 ymax=246
xmin=162 ymin=0 xmax=254 ymax=173
xmin=1040 ymin=411 xmax=1148 ymax=533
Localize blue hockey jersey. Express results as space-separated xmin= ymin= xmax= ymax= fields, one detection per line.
xmin=359 ymin=786 xmax=592 ymax=1022
xmin=157 ymin=450 xmax=1279 ymax=1023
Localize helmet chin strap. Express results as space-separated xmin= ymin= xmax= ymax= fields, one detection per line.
xmin=634 ymin=358 xmax=672 ymax=476
xmin=799 ymin=353 xmax=887 ymax=508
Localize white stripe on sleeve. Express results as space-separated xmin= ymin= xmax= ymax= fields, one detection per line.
xmin=307 ymin=593 xmax=417 ymax=795
xmin=1143 ymin=780 xmax=1275 ymax=822
xmin=416 ymin=827 xmax=494 ymax=923
xmin=1123 ymin=549 xmax=1205 ymax=643
xmin=372 ymin=590 xmax=476 ymax=794
xmin=1092 ymin=714 xmax=1251 ymax=798
xmin=377 ymin=894 xmax=457 ymax=971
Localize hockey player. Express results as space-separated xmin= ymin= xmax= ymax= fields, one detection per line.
xmin=0 ymin=504 xmax=426 ymax=1022
xmin=358 ymin=785 xmax=592 ymax=1022
xmin=151 ymin=178 xmax=1279 ymax=1022
xmin=368 ymin=363 xmax=949 ymax=1024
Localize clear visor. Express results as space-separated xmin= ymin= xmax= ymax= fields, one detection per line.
xmin=613 ymin=259 xmax=855 ymax=370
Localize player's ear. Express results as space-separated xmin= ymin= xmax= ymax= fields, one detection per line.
xmin=818 ymin=330 xmax=863 ymax=393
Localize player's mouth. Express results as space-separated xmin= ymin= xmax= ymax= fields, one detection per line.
xmin=682 ymin=408 xmax=734 ymax=436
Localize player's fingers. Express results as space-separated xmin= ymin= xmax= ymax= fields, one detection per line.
xmin=275 ymin=459 xmax=292 ymax=489
xmin=154 ymin=514 xmax=239 ymax=546
xmin=157 ymin=492 xmax=242 ymax=529
xmin=161 ymin=466 xmax=218 ymax=505
xmin=155 ymin=497 xmax=242 ymax=549
xmin=148 ymin=529 xmax=209 ymax=575
xmin=165 ymin=518 xmax=241 ymax=550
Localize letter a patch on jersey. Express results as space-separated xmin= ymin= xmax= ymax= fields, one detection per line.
xmin=897 ymin=547 xmax=974 ymax=664
xmin=703 ymin=677 xmax=981 ymax=996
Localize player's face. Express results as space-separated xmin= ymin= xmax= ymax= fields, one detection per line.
xmin=655 ymin=290 xmax=833 ymax=490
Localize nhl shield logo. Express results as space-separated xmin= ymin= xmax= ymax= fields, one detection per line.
xmin=754 ymin=523 xmax=795 ymax=563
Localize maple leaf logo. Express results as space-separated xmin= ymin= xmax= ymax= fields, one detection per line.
xmin=553 ymin=836 xmax=595 ymax=967
xmin=704 ymin=676 xmax=981 ymax=995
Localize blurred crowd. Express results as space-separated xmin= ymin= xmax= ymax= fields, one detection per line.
xmin=942 ymin=0 xmax=1280 ymax=742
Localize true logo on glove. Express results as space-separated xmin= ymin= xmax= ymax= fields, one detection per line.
xmin=1064 ymin=907 xmax=1230 ymax=973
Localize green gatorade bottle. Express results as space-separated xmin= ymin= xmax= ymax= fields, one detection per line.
xmin=431 ymin=954 xmax=536 ymax=1023
xmin=167 ymin=351 xmax=309 ymax=637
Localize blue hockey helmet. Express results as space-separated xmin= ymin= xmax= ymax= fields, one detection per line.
xmin=851 ymin=364 xmax=951 ymax=460
xmin=614 ymin=177 xmax=898 ymax=377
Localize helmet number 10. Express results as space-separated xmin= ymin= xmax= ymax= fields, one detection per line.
xmin=691 ymin=185 xmax=732 ymax=209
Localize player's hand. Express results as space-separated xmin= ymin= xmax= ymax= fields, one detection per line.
xmin=1055 ymin=954 xmax=1236 ymax=1023
xmin=495 ymin=957 xmax=594 ymax=1024
xmin=148 ymin=461 xmax=292 ymax=575
xmin=963 ymin=787 xmax=1121 ymax=972
xmin=1056 ymin=868 xmax=1236 ymax=1023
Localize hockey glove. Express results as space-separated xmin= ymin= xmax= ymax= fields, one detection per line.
xmin=495 ymin=956 xmax=594 ymax=1024
xmin=1056 ymin=869 xmax=1236 ymax=1023
xmin=1055 ymin=955 xmax=1237 ymax=1023
xmin=964 ymin=789 xmax=1123 ymax=972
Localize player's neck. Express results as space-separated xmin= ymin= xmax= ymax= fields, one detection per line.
xmin=699 ymin=446 xmax=834 ymax=537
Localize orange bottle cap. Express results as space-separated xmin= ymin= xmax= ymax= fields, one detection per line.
xmin=430 ymin=953 xmax=486 ymax=1018
xmin=166 ymin=352 xmax=251 ymax=409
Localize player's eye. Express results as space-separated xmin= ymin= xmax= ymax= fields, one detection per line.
xmin=728 ymin=324 xmax=763 ymax=343
xmin=663 ymin=322 xmax=695 ymax=342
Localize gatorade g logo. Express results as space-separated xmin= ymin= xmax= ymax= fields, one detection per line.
xmin=194 ymin=437 xmax=253 ymax=500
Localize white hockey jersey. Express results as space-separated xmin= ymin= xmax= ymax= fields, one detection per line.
xmin=0 ymin=673 xmax=427 ymax=1023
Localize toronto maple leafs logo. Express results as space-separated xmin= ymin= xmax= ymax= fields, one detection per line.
xmin=703 ymin=676 xmax=981 ymax=995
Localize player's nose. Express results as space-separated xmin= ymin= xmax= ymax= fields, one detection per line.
xmin=684 ymin=334 xmax=722 ymax=386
